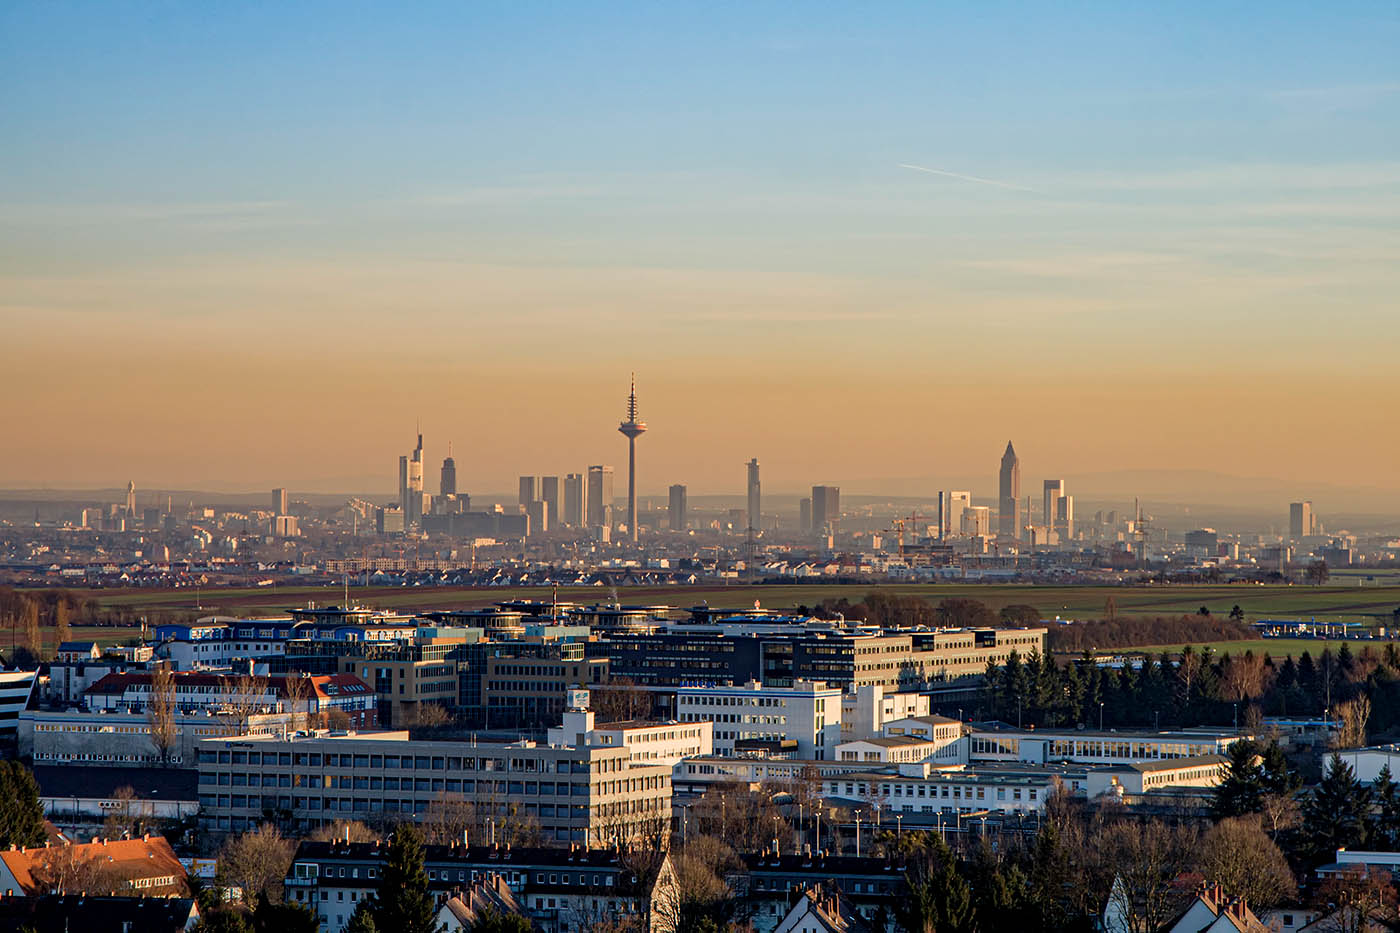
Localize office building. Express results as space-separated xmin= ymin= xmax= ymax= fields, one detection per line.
xmin=617 ymin=376 xmax=647 ymax=542
xmin=540 ymin=475 xmax=562 ymax=525
xmin=440 ymin=451 xmax=457 ymax=497
xmin=1289 ymin=501 xmax=1315 ymax=539
xmin=963 ymin=506 xmax=990 ymax=538
xmin=1042 ymin=480 xmax=1063 ymax=528
xmin=525 ymin=499 xmax=549 ymax=536
xmin=746 ymin=459 xmax=761 ymax=532
xmin=668 ymin=484 xmax=687 ymax=531
xmin=408 ymin=432 xmax=424 ymax=527
xmin=563 ymin=473 xmax=586 ymax=527
xmin=398 ymin=455 xmax=409 ymax=516
xmin=586 ymin=466 xmax=614 ymax=529
xmin=676 ymin=680 xmax=842 ymax=759
xmin=272 ymin=487 xmax=288 ymax=516
xmin=1055 ymin=494 xmax=1074 ymax=540
xmin=799 ymin=498 xmax=812 ymax=534
xmin=945 ymin=491 xmax=971 ymax=536
xmin=519 ymin=476 xmax=540 ymax=507
xmin=125 ymin=481 xmax=136 ymax=516
xmin=998 ymin=442 xmax=1020 ymax=539
xmin=196 ymin=729 xmax=673 ymax=846
xmin=1184 ymin=528 xmax=1219 ymax=558
xmin=811 ymin=485 xmax=840 ymax=533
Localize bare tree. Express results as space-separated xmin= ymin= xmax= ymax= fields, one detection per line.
xmin=1260 ymin=792 xmax=1301 ymax=841
xmin=216 ymin=823 xmax=295 ymax=906
xmin=411 ymin=703 xmax=451 ymax=729
xmin=1311 ymin=867 xmax=1399 ymax=933
xmin=321 ymin=707 xmax=351 ymax=731
xmin=1198 ymin=816 xmax=1296 ymax=911
xmin=1096 ymin=820 xmax=1199 ymax=933
xmin=1333 ymin=697 xmax=1371 ymax=750
xmin=147 ymin=666 xmax=179 ymax=766
xmin=220 ymin=672 xmax=270 ymax=731
xmin=422 ymin=792 xmax=477 ymax=846
xmin=282 ymin=673 xmax=312 ymax=732
xmin=309 ymin=820 xmax=379 ymax=844
xmin=591 ymin=678 xmax=652 ymax=723
xmin=32 ymin=844 xmax=119 ymax=895
xmin=102 ymin=786 xmax=154 ymax=840
xmin=53 ymin=601 xmax=73 ymax=648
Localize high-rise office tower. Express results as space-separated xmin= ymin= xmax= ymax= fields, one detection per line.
xmin=564 ymin=473 xmax=586 ymax=527
xmin=946 ymin=491 xmax=971 ymax=536
xmin=998 ymin=442 xmax=1021 ymax=539
xmin=669 ymin=484 xmax=688 ymax=531
xmin=519 ymin=476 xmax=539 ymax=507
xmin=586 ymin=465 xmax=614 ymax=529
xmin=398 ymin=455 xmax=409 ymax=516
xmin=1056 ymin=494 xmax=1075 ymax=540
xmin=125 ymin=481 xmax=136 ymax=517
xmin=525 ymin=499 xmax=548 ymax=535
xmin=964 ymin=505 xmax=992 ymax=537
xmin=799 ymin=498 xmax=812 ymax=534
xmin=1289 ymin=501 xmax=1314 ymax=539
xmin=407 ymin=431 xmax=425 ymax=527
xmin=811 ymin=485 xmax=840 ymax=533
xmin=1042 ymin=479 xmax=1065 ymax=528
xmin=440 ymin=449 xmax=457 ymax=498
xmin=541 ymin=476 xmax=561 ymax=525
xmin=272 ymin=488 xmax=288 ymax=516
xmin=617 ymin=376 xmax=647 ymax=543
xmin=746 ymin=459 xmax=761 ymax=533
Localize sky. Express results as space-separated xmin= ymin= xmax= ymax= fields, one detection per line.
xmin=3 ymin=2 xmax=1398 ymax=501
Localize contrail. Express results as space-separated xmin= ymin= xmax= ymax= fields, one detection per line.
xmin=898 ymin=162 xmax=1039 ymax=193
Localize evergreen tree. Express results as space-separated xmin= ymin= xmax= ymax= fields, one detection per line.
xmin=1258 ymin=740 xmax=1301 ymax=796
xmin=252 ymin=892 xmax=319 ymax=933
xmin=896 ymin=834 xmax=976 ymax=933
xmin=370 ymin=824 xmax=440 ymax=933
xmin=471 ymin=908 xmax=532 ymax=933
xmin=343 ymin=900 xmax=378 ymax=933
xmin=0 ymin=761 xmax=46 ymax=849
xmin=1371 ymin=764 xmax=1400 ymax=851
xmin=1214 ymin=740 xmax=1264 ymax=818
xmin=1302 ymin=754 xmax=1373 ymax=863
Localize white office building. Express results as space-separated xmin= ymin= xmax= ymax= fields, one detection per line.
xmin=677 ymin=680 xmax=841 ymax=760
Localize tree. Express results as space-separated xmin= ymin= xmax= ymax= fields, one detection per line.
xmin=0 ymin=761 xmax=47 ymax=849
xmin=1104 ymin=596 xmax=1118 ymax=623
xmin=1198 ymin=816 xmax=1297 ymax=910
xmin=1229 ymin=605 xmax=1245 ymax=622
xmin=1302 ymin=755 xmax=1373 ymax=863
xmin=471 ymin=908 xmax=532 ymax=933
xmin=1311 ymin=867 xmax=1398 ymax=933
xmin=894 ymin=833 xmax=975 ymax=933
xmin=1307 ymin=561 xmax=1330 ymax=586
xmin=309 ymin=820 xmax=378 ymax=844
xmin=591 ymin=679 xmax=652 ymax=724
xmin=103 ymin=785 xmax=156 ymax=839
xmin=221 ymin=673 xmax=270 ymax=731
xmin=195 ymin=909 xmax=255 ymax=933
xmin=217 ymin=824 xmax=295 ymax=907
xmin=322 ymin=708 xmax=352 ymax=731
xmin=20 ymin=599 xmax=42 ymax=662
xmin=1095 ymin=820 xmax=1198 ymax=933
xmin=1213 ymin=740 xmax=1263 ymax=819
xmin=343 ymin=900 xmax=379 ymax=933
xmin=1333 ymin=697 xmax=1371 ymax=750
xmin=412 ymin=703 xmax=452 ymax=730
xmin=1370 ymin=765 xmax=1400 ymax=851
xmin=148 ymin=665 xmax=179 ymax=765
xmin=31 ymin=843 xmax=119 ymax=894
xmin=1000 ymin=604 xmax=1042 ymax=628
xmin=282 ymin=674 xmax=312 ymax=732
xmin=251 ymin=892 xmax=319 ymax=933
xmin=368 ymin=824 xmax=440 ymax=933
xmin=53 ymin=600 xmax=73 ymax=647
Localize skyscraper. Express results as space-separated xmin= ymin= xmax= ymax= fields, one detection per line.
xmin=946 ymin=491 xmax=971 ymax=535
xmin=1289 ymin=501 xmax=1314 ymax=539
xmin=746 ymin=459 xmax=761 ymax=533
xmin=1056 ymin=494 xmax=1074 ymax=540
xmin=586 ymin=465 xmax=614 ymax=529
xmin=669 ymin=484 xmax=688 ymax=531
xmin=519 ymin=476 xmax=539 ymax=507
xmin=272 ymin=488 xmax=288 ymax=516
xmin=125 ymin=481 xmax=136 ymax=517
xmin=440 ymin=449 xmax=457 ymax=498
xmin=407 ymin=431 xmax=425 ymax=528
xmin=1042 ymin=479 xmax=1064 ymax=528
xmin=398 ymin=455 xmax=409 ymax=516
xmin=811 ymin=485 xmax=840 ymax=533
xmin=541 ymin=476 xmax=561 ymax=525
xmin=564 ymin=473 xmax=587 ymax=527
xmin=998 ymin=442 xmax=1021 ymax=539
xmin=799 ymin=498 xmax=812 ymax=534
xmin=617 ymin=376 xmax=647 ymax=543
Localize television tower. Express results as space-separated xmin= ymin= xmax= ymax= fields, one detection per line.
xmin=617 ymin=374 xmax=647 ymax=543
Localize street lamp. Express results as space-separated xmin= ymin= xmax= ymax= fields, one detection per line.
xmin=855 ymin=812 xmax=862 ymax=857
xmin=896 ymin=814 xmax=903 ymax=838
xmin=1099 ymin=702 xmax=1105 ymax=731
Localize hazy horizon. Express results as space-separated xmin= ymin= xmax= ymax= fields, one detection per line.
xmin=4 ymin=3 xmax=1397 ymax=496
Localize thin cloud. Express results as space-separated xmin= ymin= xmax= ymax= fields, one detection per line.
xmin=898 ymin=163 xmax=1040 ymax=194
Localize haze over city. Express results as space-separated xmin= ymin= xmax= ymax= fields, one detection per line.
xmin=4 ymin=3 xmax=1399 ymax=499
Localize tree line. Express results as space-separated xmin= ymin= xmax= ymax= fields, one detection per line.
xmin=982 ymin=641 xmax=1400 ymax=734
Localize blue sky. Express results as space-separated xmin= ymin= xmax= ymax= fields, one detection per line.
xmin=2 ymin=2 xmax=1398 ymax=493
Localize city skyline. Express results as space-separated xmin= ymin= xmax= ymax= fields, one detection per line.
xmin=3 ymin=4 xmax=1398 ymax=495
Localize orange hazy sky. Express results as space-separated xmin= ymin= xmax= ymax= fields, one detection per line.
xmin=3 ymin=4 xmax=1398 ymax=497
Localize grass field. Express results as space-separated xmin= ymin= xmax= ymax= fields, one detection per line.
xmin=67 ymin=582 xmax=1400 ymax=625
xmin=1117 ymin=638 xmax=1371 ymax=658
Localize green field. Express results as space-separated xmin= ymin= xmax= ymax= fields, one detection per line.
xmin=1121 ymin=638 xmax=1374 ymax=658
xmin=69 ymin=582 xmax=1400 ymax=625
